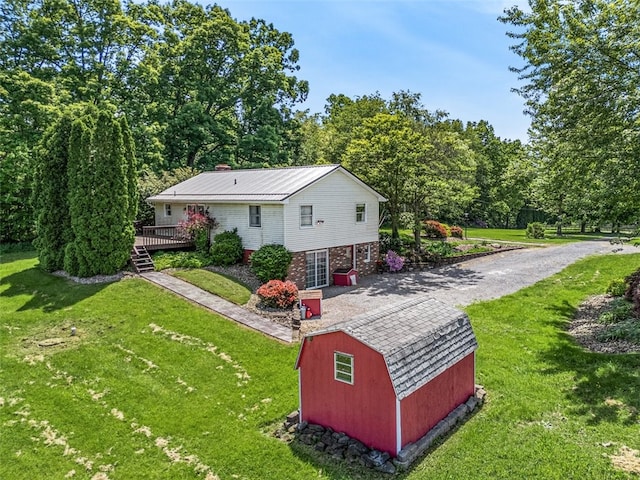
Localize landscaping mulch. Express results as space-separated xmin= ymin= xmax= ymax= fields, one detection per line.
xmin=567 ymin=294 xmax=640 ymax=354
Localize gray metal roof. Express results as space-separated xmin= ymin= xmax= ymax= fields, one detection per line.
xmin=147 ymin=164 xmax=386 ymax=204
xmin=303 ymin=297 xmax=478 ymax=400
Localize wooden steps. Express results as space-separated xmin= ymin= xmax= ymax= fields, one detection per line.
xmin=131 ymin=245 xmax=155 ymax=273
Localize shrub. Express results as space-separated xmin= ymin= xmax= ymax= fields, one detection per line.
xmin=425 ymin=241 xmax=454 ymax=259
xmin=379 ymin=232 xmax=405 ymax=254
xmin=385 ymin=250 xmax=405 ymax=272
xmin=606 ymin=279 xmax=627 ymax=297
xmin=250 ymin=244 xmax=292 ymax=283
xmin=177 ymin=212 xmax=219 ymax=253
xmin=153 ymin=251 xmax=210 ymax=270
xmin=423 ymin=220 xmax=449 ymax=239
xmin=210 ymin=228 xmax=243 ymax=266
xmin=525 ymin=222 xmax=545 ymax=239
xmin=625 ymin=268 xmax=640 ymax=317
xmin=257 ymin=280 xmax=298 ymax=309
xmin=598 ymin=298 xmax=634 ymax=324
xmin=596 ymin=318 xmax=640 ymax=343
xmin=450 ymin=225 xmax=464 ymax=239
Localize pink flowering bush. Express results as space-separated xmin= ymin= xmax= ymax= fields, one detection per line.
xmin=385 ymin=250 xmax=405 ymax=272
xmin=177 ymin=212 xmax=219 ymax=252
xmin=257 ymin=280 xmax=299 ymax=309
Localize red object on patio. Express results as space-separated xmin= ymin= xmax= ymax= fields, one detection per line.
xmin=299 ymin=290 xmax=322 ymax=317
xmin=333 ymin=268 xmax=358 ymax=286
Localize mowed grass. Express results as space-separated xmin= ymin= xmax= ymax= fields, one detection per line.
xmin=466 ymin=227 xmax=625 ymax=244
xmin=1 ymin=251 xmax=640 ymax=479
xmin=170 ymin=268 xmax=252 ymax=305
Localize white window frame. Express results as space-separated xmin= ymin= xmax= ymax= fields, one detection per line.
xmin=364 ymin=244 xmax=371 ymax=263
xmin=300 ymin=205 xmax=313 ymax=228
xmin=334 ymin=352 xmax=354 ymax=385
xmin=187 ymin=204 xmax=205 ymax=216
xmin=356 ymin=203 xmax=366 ymax=223
xmin=249 ymin=205 xmax=261 ymax=227
xmin=164 ymin=204 xmax=172 ymax=217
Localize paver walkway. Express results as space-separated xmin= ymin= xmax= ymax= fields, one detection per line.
xmin=140 ymin=271 xmax=292 ymax=343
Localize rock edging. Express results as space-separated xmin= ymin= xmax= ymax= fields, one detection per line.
xmin=276 ymin=385 xmax=487 ymax=474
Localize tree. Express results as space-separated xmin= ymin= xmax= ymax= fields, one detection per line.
xmin=501 ymin=0 xmax=640 ymax=227
xmin=33 ymin=103 xmax=137 ymax=276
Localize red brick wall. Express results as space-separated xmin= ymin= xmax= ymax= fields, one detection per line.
xmin=286 ymin=242 xmax=380 ymax=289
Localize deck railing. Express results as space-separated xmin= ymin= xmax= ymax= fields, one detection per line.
xmin=140 ymin=225 xmax=195 ymax=250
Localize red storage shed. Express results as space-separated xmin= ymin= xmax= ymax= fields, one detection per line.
xmin=295 ymin=297 xmax=478 ymax=456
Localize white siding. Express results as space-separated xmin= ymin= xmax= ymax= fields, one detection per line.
xmin=283 ymin=169 xmax=380 ymax=252
xmin=209 ymin=203 xmax=284 ymax=250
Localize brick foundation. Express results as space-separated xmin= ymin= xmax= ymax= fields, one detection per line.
xmin=286 ymin=242 xmax=379 ymax=290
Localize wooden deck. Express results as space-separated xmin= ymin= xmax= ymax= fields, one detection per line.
xmin=135 ymin=225 xmax=195 ymax=251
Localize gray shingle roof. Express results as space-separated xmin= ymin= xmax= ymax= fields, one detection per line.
xmin=306 ymin=297 xmax=478 ymax=400
xmin=147 ymin=164 xmax=386 ymax=203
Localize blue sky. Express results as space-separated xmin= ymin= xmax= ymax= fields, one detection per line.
xmin=220 ymin=0 xmax=531 ymax=141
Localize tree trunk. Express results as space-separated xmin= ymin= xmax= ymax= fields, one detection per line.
xmin=580 ymin=221 xmax=586 ymax=233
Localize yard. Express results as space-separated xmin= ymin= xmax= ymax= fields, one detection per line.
xmin=1 ymin=250 xmax=640 ymax=479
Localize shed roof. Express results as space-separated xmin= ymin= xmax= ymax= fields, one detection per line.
xmin=147 ymin=164 xmax=386 ymax=204
xmin=298 ymin=297 xmax=478 ymax=400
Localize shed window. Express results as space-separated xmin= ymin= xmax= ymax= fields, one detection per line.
xmin=356 ymin=203 xmax=366 ymax=223
xmin=164 ymin=204 xmax=172 ymax=217
xmin=249 ymin=205 xmax=261 ymax=227
xmin=334 ymin=352 xmax=353 ymax=384
xmin=300 ymin=205 xmax=313 ymax=227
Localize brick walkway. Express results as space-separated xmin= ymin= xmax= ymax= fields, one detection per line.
xmin=140 ymin=271 xmax=292 ymax=343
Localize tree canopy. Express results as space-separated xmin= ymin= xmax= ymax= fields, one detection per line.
xmin=500 ymin=0 xmax=640 ymax=230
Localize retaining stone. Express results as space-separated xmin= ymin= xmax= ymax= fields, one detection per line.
xmin=280 ymin=385 xmax=487 ymax=474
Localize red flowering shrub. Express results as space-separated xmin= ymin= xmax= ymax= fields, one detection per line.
xmin=423 ymin=220 xmax=449 ymax=239
xmin=257 ymin=280 xmax=299 ymax=309
xmin=450 ymin=225 xmax=464 ymax=239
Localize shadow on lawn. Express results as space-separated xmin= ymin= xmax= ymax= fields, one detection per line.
xmin=0 ymin=265 xmax=111 ymax=313
xmin=539 ymin=302 xmax=640 ymax=426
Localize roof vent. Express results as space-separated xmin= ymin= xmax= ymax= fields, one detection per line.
xmin=215 ymin=164 xmax=231 ymax=171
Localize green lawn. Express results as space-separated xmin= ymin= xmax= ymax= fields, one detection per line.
xmin=465 ymin=227 xmax=616 ymax=244
xmin=2 ymin=251 xmax=639 ymax=479
xmin=170 ymin=268 xmax=252 ymax=305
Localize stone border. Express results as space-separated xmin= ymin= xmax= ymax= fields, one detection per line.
xmin=276 ymin=385 xmax=487 ymax=475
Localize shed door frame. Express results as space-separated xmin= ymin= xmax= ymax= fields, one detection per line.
xmin=305 ymin=249 xmax=328 ymax=289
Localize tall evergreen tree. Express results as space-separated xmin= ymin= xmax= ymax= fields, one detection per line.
xmin=32 ymin=112 xmax=73 ymax=271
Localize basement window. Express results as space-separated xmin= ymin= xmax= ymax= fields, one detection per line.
xmin=334 ymin=352 xmax=354 ymax=385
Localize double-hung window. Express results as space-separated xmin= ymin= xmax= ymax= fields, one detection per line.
xmin=334 ymin=352 xmax=354 ymax=384
xmin=249 ymin=205 xmax=261 ymax=227
xmin=300 ymin=205 xmax=313 ymax=227
xmin=356 ymin=203 xmax=366 ymax=223
xmin=164 ymin=204 xmax=172 ymax=217
xmin=187 ymin=204 xmax=205 ymax=216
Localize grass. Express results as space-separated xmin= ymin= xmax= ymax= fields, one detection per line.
xmin=2 ymin=250 xmax=640 ymax=479
xmin=465 ymin=227 xmax=614 ymax=244
xmin=170 ymin=268 xmax=252 ymax=305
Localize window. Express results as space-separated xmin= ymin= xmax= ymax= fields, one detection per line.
xmin=305 ymin=250 xmax=328 ymax=288
xmin=187 ymin=204 xmax=205 ymax=216
xmin=249 ymin=205 xmax=261 ymax=227
xmin=364 ymin=244 xmax=371 ymax=262
xmin=356 ymin=203 xmax=366 ymax=223
xmin=334 ymin=352 xmax=353 ymax=384
xmin=300 ymin=205 xmax=313 ymax=227
xmin=164 ymin=204 xmax=172 ymax=217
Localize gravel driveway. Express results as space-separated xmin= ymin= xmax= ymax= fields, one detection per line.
xmin=316 ymin=239 xmax=638 ymax=326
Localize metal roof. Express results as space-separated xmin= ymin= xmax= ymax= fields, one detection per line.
xmin=299 ymin=297 xmax=478 ymax=400
xmin=147 ymin=164 xmax=386 ymax=203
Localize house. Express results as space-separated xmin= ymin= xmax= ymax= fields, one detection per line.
xmin=147 ymin=164 xmax=386 ymax=289
xmin=294 ymin=297 xmax=478 ymax=456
